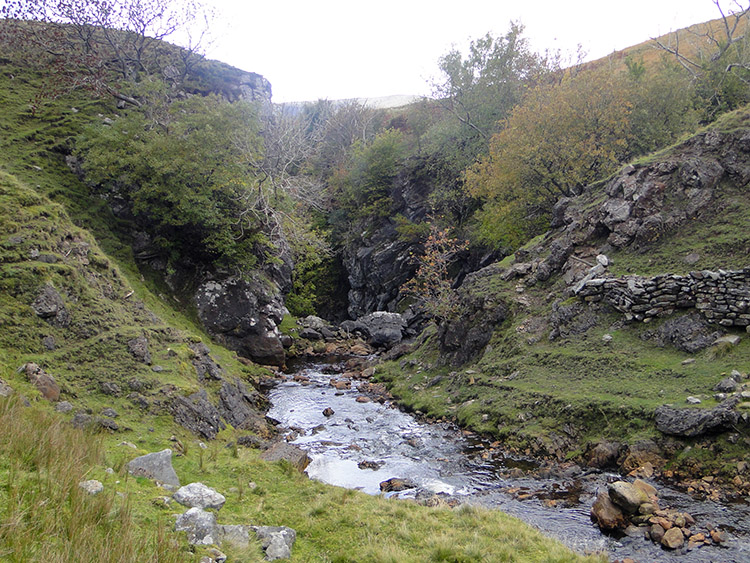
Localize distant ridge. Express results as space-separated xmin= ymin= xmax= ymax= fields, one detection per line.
xmin=278 ymin=94 xmax=422 ymax=111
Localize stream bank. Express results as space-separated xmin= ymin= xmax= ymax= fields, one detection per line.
xmin=265 ymin=357 xmax=750 ymax=562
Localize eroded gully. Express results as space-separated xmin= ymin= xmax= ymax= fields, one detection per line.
xmin=266 ymin=359 xmax=750 ymax=562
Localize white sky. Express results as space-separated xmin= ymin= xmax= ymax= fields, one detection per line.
xmin=201 ymin=0 xmax=732 ymax=103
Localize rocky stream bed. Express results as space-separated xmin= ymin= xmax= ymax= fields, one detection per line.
xmin=266 ymin=359 xmax=750 ymax=563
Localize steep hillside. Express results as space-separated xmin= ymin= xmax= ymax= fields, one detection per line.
xmin=376 ymin=108 xmax=750 ymax=492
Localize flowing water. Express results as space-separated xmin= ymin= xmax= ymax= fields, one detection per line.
xmin=266 ymin=360 xmax=750 ymax=562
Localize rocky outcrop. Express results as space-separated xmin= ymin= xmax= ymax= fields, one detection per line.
xmin=195 ymin=274 xmax=287 ymax=366
xmin=259 ymin=442 xmax=311 ymax=471
xmin=169 ymin=389 xmax=225 ymax=440
xmin=654 ymin=397 xmax=742 ymax=437
xmin=23 ymin=362 xmax=60 ymax=402
xmin=438 ymin=266 xmax=508 ymax=366
xmin=31 ymin=284 xmax=70 ymax=327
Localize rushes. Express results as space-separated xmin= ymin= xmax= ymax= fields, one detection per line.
xmin=0 ymin=397 xmax=186 ymax=563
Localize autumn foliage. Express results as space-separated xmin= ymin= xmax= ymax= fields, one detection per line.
xmin=402 ymin=225 xmax=468 ymax=322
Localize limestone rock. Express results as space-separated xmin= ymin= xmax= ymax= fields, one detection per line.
xmin=655 ymin=397 xmax=740 ymax=437
xmin=127 ymin=449 xmax=180 ymax=487
xmin=79 ymin=479 xmax=104 ymax=495
xmin=341 ymin=312 xmax=407 ymax=348
xmin=55 ymin=401 xmax=73 ymax=413
xmin=173 ymin=482 xmax=226 ymax=510
xmin=252 ymin=525 xmax=296 ymax=561
xmin=24 ymin=363 xmax=60 ymax=402
xmin=175 ymin=507 xmax=219 ymax=546
xmin=194 ymin=275 xmax=286 ymax=367
xmin=260 ymin=442 xmax=311 ymax=471
xmin=591 ymin=491 xmax=627 ymax=531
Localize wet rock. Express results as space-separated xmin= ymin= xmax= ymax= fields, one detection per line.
xmin=173 ymin=482 xmax=226 ymax=510
xmin=260 ymin=442 xmax=310 ymax=471
xmin=252 ymin=525 xmax=296 ymax=561
xmin=585 ymin=440 xmax=621 ymax=468
xmin=355 ymin=396 xmax=371 ymax=403
xmin=79 ymin=480 xmax=104 ymax=495
xmin=175 ymin=507 xmax=219 ymax=545
xmin=127 ymin=335 xmax=152 ymax=364
xmin=358 ymin=460 xmax=384 ymax=470
xmin=24 ymin=363 xmax=60 ymax=401
xmin=609 ymin=481 xmax=649 ymax=514
xmin=31 ymin=284 xmax=70 ymax=327
xmin=591 ymin=491 xmax=627 ymax=531
xmin=379 ymin=478 xmax=418 ymax=492
xmin=650 ymin=523 xmax=666 ymax=543
xmin=127 ymin=449 xmax=180 ymax=487
xmin=322 ymin=407 xmax=335 ymax=417
xmin=655 ymin=396 xmax=741 ymax=437
xmin=662 ymin=526 xmax=685 ymax=549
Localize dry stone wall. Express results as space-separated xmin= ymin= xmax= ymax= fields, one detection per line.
xmin=575 ymin=268 xmax=750 ymax=330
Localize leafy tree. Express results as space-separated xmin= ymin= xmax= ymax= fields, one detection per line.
xmin=402 ymin=224 xmax=468 ymax=323
xmin=465 ymin=67 xmax=633 ymax=249
xmin=77 ymin=87 xmax=268 ymax=271
xmin=654 ymin=1 xmax=750 ymax=120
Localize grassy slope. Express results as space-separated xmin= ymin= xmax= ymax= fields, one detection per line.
xmin=0 ymin=56 xmax=599 ymax=562
xmin=376 ymin=110 xmax=750 ymax=479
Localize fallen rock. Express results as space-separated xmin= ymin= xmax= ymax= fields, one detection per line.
xmin=252 ymin=526 xmax=296 ymax=561
xmin=662 ymin=526 xmax=685 ymax=550
xmin=591 ymin=491 xmax=627 ymax=531
xmin=173 ymin=482 xmax=226 ymax=510
xmin=260 ymin=442 xmax=311 ymax=471
xmin=24 ymin=363 xmax=60 ymax=402
xmin=379 ymin=477 xmax=418 ymax=492
xmin=79 ymin=480 xmax=104 ymax=495
xmin=175 ymin=507 xmax=219 ymax=545
xmin=609 ymin=481 xmax=649 ymax=513
xmin=127 ymin=449 xmax=180 ymax=487
xmin=714 ymin=377 xmax=738 ymax=393
xmin=322 ymin=407 xmax=334 ymax=417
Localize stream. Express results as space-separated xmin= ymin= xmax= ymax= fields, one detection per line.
xmin=266 ymin=360 xmax=750 ymax=562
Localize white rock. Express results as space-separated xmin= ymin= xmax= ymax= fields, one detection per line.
xmin=175 ymin=507 xmax=218 ymax=545
xmin=173 ymin=482 xmax=226 ymax=510
xmin=686 ymin=396 xmax=702 ymax=404
xmin=79 ymin=479 xmax=104 ymax=495
xmin=596 ymin=254 xmax=610 ymax=267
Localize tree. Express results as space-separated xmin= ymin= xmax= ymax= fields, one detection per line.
xmin=76 ymin=89 xmax=268 ymax=272
xmin=465 ymin=66 xmax=633 ymax=249
xmin=0 ymin=0 xmax=211 ymax=106
xmin=653 ymin=1 xmax=750 ymax=118
xmin=402 ymin=224 xmax=468 ymax=323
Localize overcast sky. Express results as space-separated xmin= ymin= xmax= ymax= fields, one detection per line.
xmin=201 ymin=0 xmax=731 ymax=103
